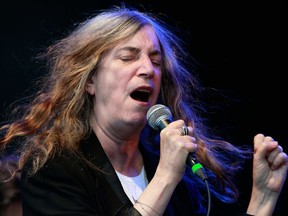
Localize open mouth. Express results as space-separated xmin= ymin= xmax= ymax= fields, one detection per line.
xmin=130 ymin=89 xmax=151 ymax=102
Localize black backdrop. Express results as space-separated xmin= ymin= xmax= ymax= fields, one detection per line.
xmin=1 ymin=0 xmax=287 ymax=215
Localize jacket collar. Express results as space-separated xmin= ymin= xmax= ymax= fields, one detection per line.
xmin=80 ymin=131 xmax=132 ymax=215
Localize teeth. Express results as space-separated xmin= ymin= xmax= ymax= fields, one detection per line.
xmin=138 ymin=89 xmax=150 ymax=93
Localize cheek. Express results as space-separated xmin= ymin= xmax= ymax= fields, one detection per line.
xmin=150 ymin=73 xmax=162 ymax=104
xmin=155 ymin=71 xmax=162 ymax=92
xmin=95 ymin=74 xmax=122 ymax=99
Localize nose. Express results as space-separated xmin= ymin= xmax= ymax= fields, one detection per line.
xmin=137 ymin=56 xmax=154 ymax=78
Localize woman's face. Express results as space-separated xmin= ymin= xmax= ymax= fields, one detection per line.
xmin=86 ymin=25 xmax=162 ymax=133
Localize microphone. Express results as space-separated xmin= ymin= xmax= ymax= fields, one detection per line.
xmin=146 ymin=104 xmax=208 ymax=181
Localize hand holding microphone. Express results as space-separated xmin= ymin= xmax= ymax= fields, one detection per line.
xmin=146 ymin=104 xmax=207 ymax=181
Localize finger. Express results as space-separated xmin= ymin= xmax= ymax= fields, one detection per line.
xmin=164 ymin=120 xmax=185 ymax=130
xmin=184 ymin=140 xmax=197 ymax=153
xmin=253 ymin=133 xmax=264 ymax=150
xmin=254 ymin=134 xmax=278 ymax=156
xmin=263 ymin=135 xmax=279 ymax=152
xmin=178 ymin=126 xmax=189 ymax=136
xmin=177 ymin=125 xmax=194 ymax=136
xmin=266 ymin=142 xmax=281 ymax=164
xmin=253 ymin=133 xmax=266 ymax=158
xmin=269 ymin=148 xmax=288 ymax=171
xmin=160 ymin=120 xmax=184 ymax=136
xmin=175 ymin=128 xmax=197 ymax=152
xmin=264 ymin=136 xmax=274 ymax=142
xmin=185 ymin=126 xmax=193 ymax=136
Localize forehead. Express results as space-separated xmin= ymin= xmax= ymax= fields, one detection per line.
xmin=115 ymin=25 xmax=161 ymax=51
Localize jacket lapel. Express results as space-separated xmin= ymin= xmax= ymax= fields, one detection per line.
xmin=80 ymin=132 xmax=132 ymax=215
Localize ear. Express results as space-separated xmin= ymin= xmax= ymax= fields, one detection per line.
xmin=85 ymin=74 xmax=96 ymax=96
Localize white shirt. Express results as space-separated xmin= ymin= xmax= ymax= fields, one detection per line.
xmin=116 ymin=166 xmax=148 ymax=204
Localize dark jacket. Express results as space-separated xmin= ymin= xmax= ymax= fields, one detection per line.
xmin=21 ymin=131 xmax=248 ymax=216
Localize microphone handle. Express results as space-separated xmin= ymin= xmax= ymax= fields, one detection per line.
xmin=156 ymin=118 xmax=208 ymax=181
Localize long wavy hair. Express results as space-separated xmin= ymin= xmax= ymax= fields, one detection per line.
xmin=0 ymin=5 xmax=251 ymax=203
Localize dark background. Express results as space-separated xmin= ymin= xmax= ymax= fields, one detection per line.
xmin=1 ymin=0 xmax=287 ymax=215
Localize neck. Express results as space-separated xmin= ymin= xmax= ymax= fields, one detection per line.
xmin=93 ymin=125 xmax=144 ymax=177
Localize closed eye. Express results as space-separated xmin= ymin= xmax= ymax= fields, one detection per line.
xmin=120 ymin=56 xmax=135 ymax=62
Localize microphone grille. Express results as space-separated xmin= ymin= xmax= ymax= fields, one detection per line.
xmin=146 ymin=104 xmax=172 ymax=130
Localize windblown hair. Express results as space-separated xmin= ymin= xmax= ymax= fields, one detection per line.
xmin=0 ymin=6 xmax=251 ymax=203
xmin=0 ymin=155 xmax=21 ymax=209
